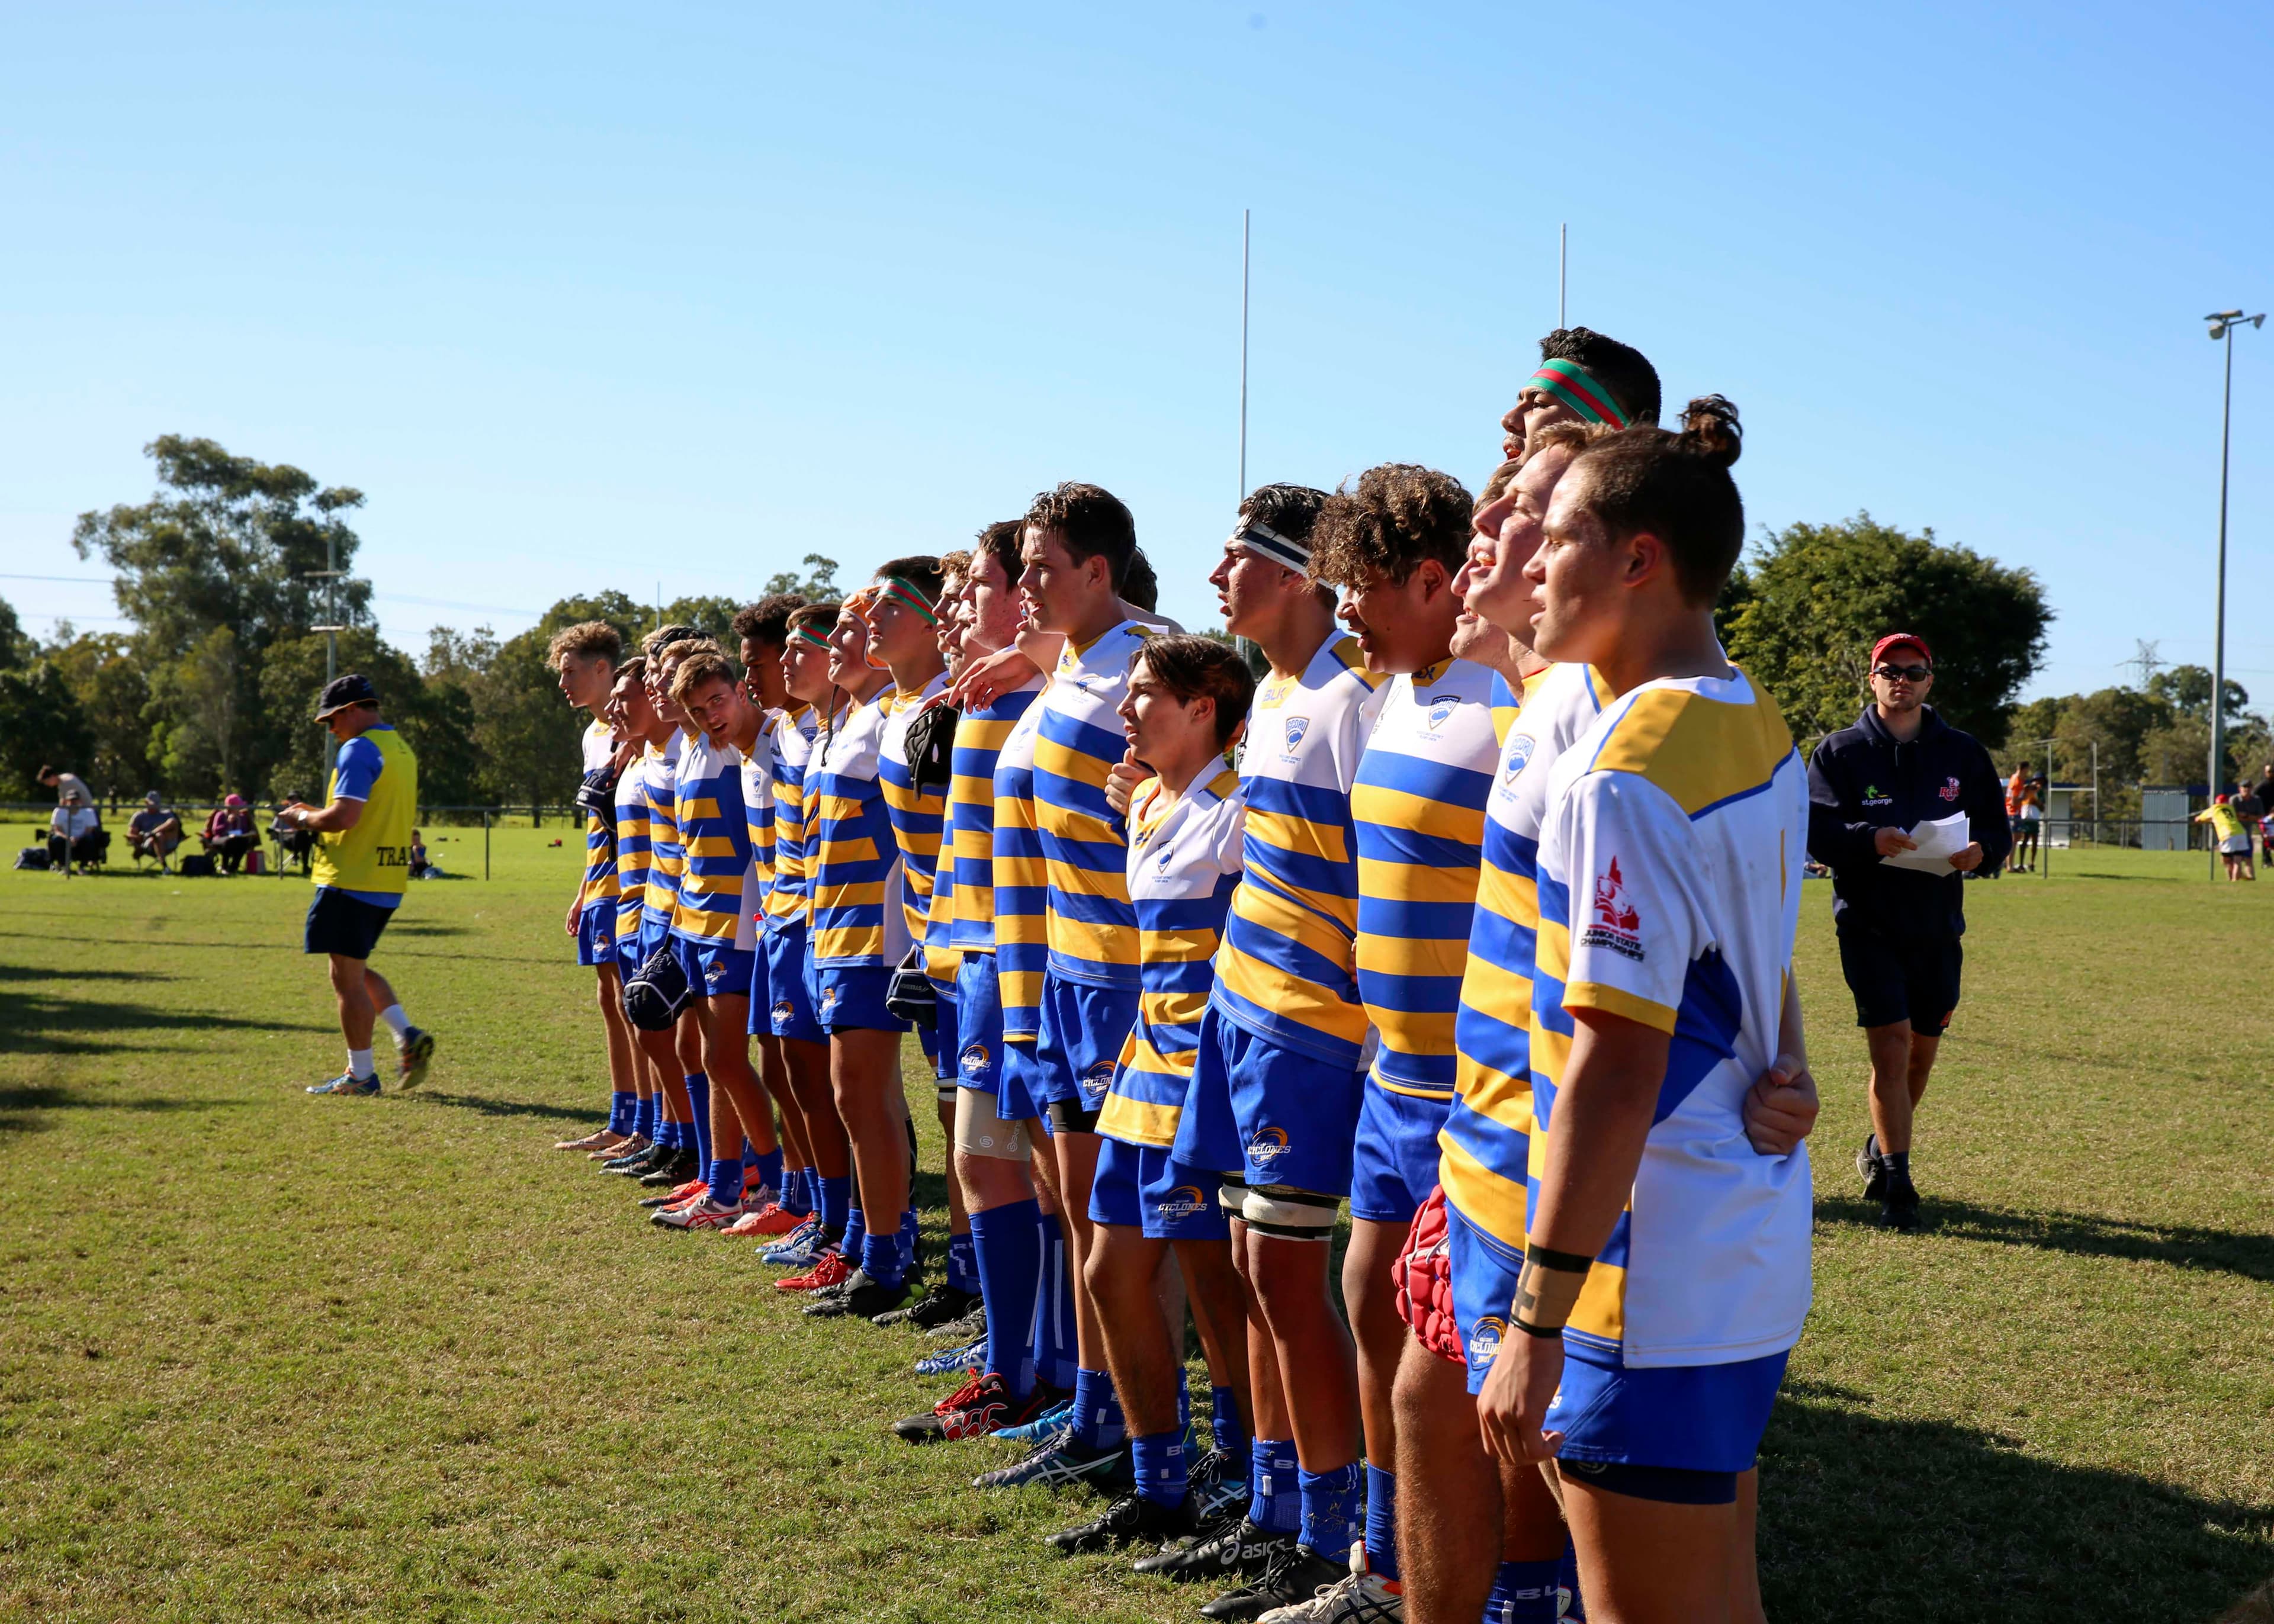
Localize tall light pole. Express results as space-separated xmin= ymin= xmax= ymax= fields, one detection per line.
xmin=2206 ymin=308 xmax=2263 ymax=872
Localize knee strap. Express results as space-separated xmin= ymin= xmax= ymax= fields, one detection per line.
xmin=1241 ymin=1184 xmax=1340 ymax=1238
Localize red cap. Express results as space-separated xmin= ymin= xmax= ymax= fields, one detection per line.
xmin=1871 ymin=633 xmax=1932 ymax=667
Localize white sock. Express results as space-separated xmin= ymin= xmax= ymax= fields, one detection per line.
xmin=348 ymin=1047 xmax=377 ymax=1080
xmin=377 ymin=1004 xmax=411 ymax=1040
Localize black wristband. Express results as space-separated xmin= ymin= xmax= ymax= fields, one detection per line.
xmin=1525 ymin=1241 xmax=1595 ymax=1274
xmin=1511 ymin=1317 xmax=1565 ymax=1339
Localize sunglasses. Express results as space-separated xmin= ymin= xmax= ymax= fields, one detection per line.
xmin=1874 ymin=664 xmax=1932 ymax=682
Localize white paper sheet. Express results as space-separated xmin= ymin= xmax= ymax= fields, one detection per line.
xmin=1880 ymin=810 xmax=1971 ymax=872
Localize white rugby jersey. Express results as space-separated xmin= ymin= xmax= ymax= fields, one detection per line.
xmin=1531 ymin=666 xmax=1810 ymax=1368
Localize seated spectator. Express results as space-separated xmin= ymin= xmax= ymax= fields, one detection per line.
xmin=407 ymin=830 xmax=436 ymax=879
xmin=201 ymin=795 xmax=257 ymax=874
xmin=38 ymin=764 xmax=94 ymax=818
xmin=49 ymin=802 xmax=104 ymax=871
xmin=127 ymin=792 xmax=185 ymax=872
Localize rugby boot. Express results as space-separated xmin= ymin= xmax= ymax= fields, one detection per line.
xmin=555 ymin=1127 xmax=626 ymax=1153
xmin=306 ymin=1072 xmax=380 ymax=1096
xmin=774 ymin=1249 xmax=853 ymax=1293
xmin=874 ymin=1281 xmax=979 ymax=1330
xmin=1857 ymin=1133 xmax=1887 ymax=1202
xmin=972 ymin=1428 xmax=1130 ymax=1491
xmin=991 ymin=1394 xmax=1074 ymax=1442
xmin=1187 ymin=1448 xmax=1251 ymax=1523
xmin=1133 ymin=1518 xmax=1282 ymax=1583
xmin=914 ymin=1336 xmax=988 ymax=1379
xmin=1046 ymin=1490 xmax=1196 ymax=1555
xmin=804 ymin=1269 xmax=910 ymax=1320
xmin=592 ymin=1133 xmax=651 ymax=1163
xmin=653 ymin=1195 xmax=741 ymax=1231
xmin=637 ymin=1147 xmax=701 ymax=1186
xmin=1880 ymin=1170 xmax=1922 ymax=1233
xmin=1256 ymin=1543 xmax=1400 ymax=1621
xmin=1202 ymin=1543 xmax=1348 ymax=1622
xmin=396 ymin=1027 xmax=435 ymax=1089
xmin=762 ymin=1218 xmax=829 ymax=1267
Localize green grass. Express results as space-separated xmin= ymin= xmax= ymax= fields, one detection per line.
xmin=1 ymin=832 xmax=2270 ymax=1621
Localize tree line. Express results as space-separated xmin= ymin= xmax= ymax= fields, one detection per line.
xmin=4 ymin=433 xmax=2141 ymax=814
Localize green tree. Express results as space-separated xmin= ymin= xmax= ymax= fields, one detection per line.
xmin=0 ymin=596 xmax=32 ymax=669
xmin=1717 ymin=513 xmax=2051 ymax=752
xmin=0 ymin=657 xmax=96 ymax=801
xmin=43 ymin=631 xmax=155 ymax=795
xmin=72 ymin=435 xmax=371 ymax=796
xmin=2145 ymin=664 xmax=2250 ymax=724
xmin=762 ymin=554 xmax=841 ymax=602
xmin=259 ymin=629 xmax=431 ymax=803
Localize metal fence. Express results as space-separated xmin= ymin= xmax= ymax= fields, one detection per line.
xmin=5 ymin=802 xmax=583 ymax=882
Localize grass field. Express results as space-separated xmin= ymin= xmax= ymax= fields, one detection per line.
xmin=2 ymin=826 xmax=2271 ymax=1622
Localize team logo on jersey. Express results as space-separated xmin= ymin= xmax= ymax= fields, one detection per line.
xmin=1283 ymin=716 xmax=1311 ymax=752
xmin=960 ymin=1042 xmax=992 ymax=1079
xmin=1469 ymin=1315 xmax=1507 ymax=1371
xmin=1499 ymin=735 xmax=1536 ymax=789
xmin=1581 ymin=857 xmax=1645 ymax=961
xmin=1155 ymin=1185 xmax=1209 ymax=1222
xmin=1427 ymin=696 xmax=1459 ymax=733
xmin=771 ymin=998 xmax=795 ymax=1030
xmin=705 ymin=958 xmax=727 ymax=989
xmin=1247 ymin=1125 xmax=1292 ymax=1166
xmin=1081 ymin=1062 xmax=1115 ymax=1103
xmin=1939 ymin=775 xmax=1961 ymax=802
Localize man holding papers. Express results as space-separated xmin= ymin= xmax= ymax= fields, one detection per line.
xmin=1806 ymin=633 xmax=2009 ymax=1231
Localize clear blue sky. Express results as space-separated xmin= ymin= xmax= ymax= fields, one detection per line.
xmin=4 ymin=2 xmax=2269 ymax=702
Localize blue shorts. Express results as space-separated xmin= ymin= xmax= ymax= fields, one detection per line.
xmin=686 ymin=937 xmax=757 ymax=1004
xmin=816 ymin=963 xmax=907 ymax=1034
xmin=1033 ymin=976 xmax=1139 ymax=1113
xmin=304 ymin=886 xmax=394 ymax=960
xmin=762 ymin=927 xmax=826 ymax=1043
xmin=1172 ymin=1006 xmax=1365 ymax=1199
xmin=637 ymin=913 xmax=673 ymax=967
xmin=952 ymin=956 xmax=1007 ymax=1096
xmin=931 ymin=975 xmax=959 ymax=1090
xmin=615 ymin=925 xmax=644 ymax=973
xmin=576 ymin=901 xmax=616 ymax=967
xmin=1350 ymin=1080 xmax=1453 ymax=1225
xmin=1001 ymin=1038 xmax=1043 ymax=1125
xmin=1090 ymin=1135 xmax=1230 ymax=1240
xmin=670 ymin=933 xmax=704 ymax=990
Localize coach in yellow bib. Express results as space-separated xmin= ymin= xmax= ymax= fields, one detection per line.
xmin=280 ymin=674 xmax=436 ymax=1096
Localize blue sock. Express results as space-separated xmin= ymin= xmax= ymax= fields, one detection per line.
xmin=1488 ymin=1557 xmax=1562 ymax=1622
xmin=1210 ymin=1385 xmax=1250 ymax=1479
xmin=1364 ymin=1463 xmax=1399 ymax=1581
xmin=656 ymin=1115 xmax=680 ymax=1150
xmin=969 ymin=1201 xmax=1041 ymax=1397
xmin=1031 ymin=1215 xmax=1077 ymax=1391
xmin=707 ymin=1157 xmax=744 ymax=1207
xmin=859 ymin=1227 xmax=904 ymax=1288
xmin=817 ymin=1175 xmax=851 ymax=1237
xmin=946 ymin=1231 xmax=978 ymax=1294
xmin=1071 ymin=1367 xmax=1126 ymax=1450
xmin=608 ymin=1091 xmax=637 ymax=1134
xmin=1298 ymin=1461 xmax=1361 ymax=1556
xmin=632 ymin=1095 xmax=656 ymax=1140
xmin=898 ymin=1208 xmax=919 ymax=1275
xmin=841 ymin=1205 xmax=866 ymax=1259
xmin=749 ymin=1144 xmax=783 ymax=1195
xmin=1177 ymin=1380 xmax=1192 ymax=1439
xmin=1558 ymin=1541 xmax=1586 ymax=1620
xmin=781 ymin=1168 xmax=813 ymax=1218
xmin=683 ymin=1075 xmax=711 ymax=1169
xmin=1132 ymin=1428 xmax=1189 ymax=1507
xmin=1251 ymin=1440 xmax=1301 ymax=1534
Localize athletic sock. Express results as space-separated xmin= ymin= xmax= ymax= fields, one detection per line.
xmin=1487 ymin=1557 xmax=1562 ymax=1622
xmin=749 ymin=1144 xmax=783 ymax=1196
xmin=1297 ymin=1461 xmax=1361 ymax=1556
xmin=817 ymin=1174 xmax=851 ymax=1236
xmin=1251 ymin=1439 xmax=1301 ymax=1534
xmin=1363 ymin=1463 xmax=1399 ymax=1581
xmin=1558 ymin=1541 xmax=1586 ymax=1620
xmin=1177 ymin=1379 xmax=1192 ymax=1439
xmin=347 ymin=1048 xmax=376 ymax=1081
xmin=707 ymin=1157 xmax=744 ymax=1207
xmin=946 ymin=1231 xmax=978 ymax=1295
xmin=632 ymin=1095 xmax=656 ymax=1140
xmin=858 ymin=1227 xmax=905 ymax=1289
xmin=898 ymin=1208 xmax=920 ymax=1277
xmin=376 ymin=1004 xmax=410 ymax=1040
xmin=841 ymin=1205 xmax=866 ymax=1261
xmin=781 ymin=1167 xmax=814 ymax=1217
xmin=1070 ymin=1368 xmax=1122 ymax=1450
xmin=969 ymin=1201 xmax=1041 ymax=1395
xmin=1031 ymin=1215 xmax=1077 ymax=1391
xmin=683 ymin=1074 xmax=711 ymax=1169
xmin=1131 ymin=1428 xmax=1189 ymax=1508
xmin=608 ymin=1091 xmax=637 ymax=1136
xmin=1884 ymin=1149 xmax=1912 ymax=1180
xmin=1210 ymin=1385 xmax=1251 ymax=1480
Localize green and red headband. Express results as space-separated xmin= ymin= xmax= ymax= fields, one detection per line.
xmin=792 ymin=622 xmax=833 ymax=652
xmin=1525 ymin=358 xmax=1631 ymax=428
xmin=875 ymin=575 xmax=940 ymax=626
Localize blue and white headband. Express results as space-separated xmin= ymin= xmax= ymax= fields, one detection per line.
xmin=1229 ymin=519 xmax=1307 ymax=574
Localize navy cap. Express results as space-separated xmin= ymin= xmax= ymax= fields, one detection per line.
xmin=314 ymin=672 xmax=380 ymax=719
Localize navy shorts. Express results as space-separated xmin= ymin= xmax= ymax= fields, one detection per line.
xmin=576 ymin=900 xmax=616 ymax=967
xmin=1350 ymin=1078 xmax=1454 ymax=1225
xmin=1171 ymin=1006 xmax=1365 ymax=1199
xmin=1033 ymin=975 xmax=1139 ymax=1114
xmin=1836 ymin=921 xmax=1962 ymax=1035
xmin=1090 ymin=1135 xmax=1230 ymax=1240
xmin=304 ymin=886 xmax=395 ymax=960
xmin=817 ymin=963 xmax=907 ymax=1034
xmin=762 ymin=926 xmax=825 ymax=1044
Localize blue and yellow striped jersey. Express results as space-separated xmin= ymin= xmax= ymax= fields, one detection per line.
xmin=1097 ymin=764 xmax=1245 ymax=1150
xmin=1211 ymin=633 xmax=1390 ymax=1068
xmin=1351 ymin=658 xmax=1501 ymax=1098
xmin=640 ymin=733 xmax=685 ymax=927
xmin=806 ymin=694 xmax=905 ymax=970
xmin=1436 ymin=662 xmax=1607 ymax=1249
xmin=765 ymin=706 xmax=823 ymax=933
xmin=879 ymin=673 xmax=951 ymax=959
xmin=673 ymin=731 xmax=751 ymax=944
xmin=740 ymin=714 xmax=779 ymax=924
xmin=992 ymin=698 xmax=1051 ymax=1042
xmin=1035 ymin=621 xmax=1152 ymax=989
xmin=579 ymin=718 xmax=619 ymax=907
xmin=612 ymin=752 xmax=652 ymax=947
xmin=947 ymin=677 xmax=1047 ymax=954
xmin=1530 ymin=666 xmax=1810 ymax=1366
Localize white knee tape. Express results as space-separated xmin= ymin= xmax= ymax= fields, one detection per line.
xmin=1241 ymin=1186 xmax=1339 ymax=1235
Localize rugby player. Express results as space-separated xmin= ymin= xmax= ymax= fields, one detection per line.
xmin=599 ymin=657 xmax=659 ymax=1159
xmin=1496 ymin=327 xmax=1662 ymax=464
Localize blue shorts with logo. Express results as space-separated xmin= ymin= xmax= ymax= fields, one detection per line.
xmin=1171 ymin=1006 xmax=1366 ymax=1199
xmin=952 ymin=956 xmax=1007 ymax=1096
xmin=1033 ymin=975 xmax=1139 ymax=1115
xmin=669 ymin=932 xmax=704 ymax=992
xmin=762 ymin=925 xmax=824 ymax=1044
xmin=576 ymin=900 xmax=616 ymax=967
xmin=1090 ymin=1134 xmax=1231 ymax=1240
xmin=1001 ymin=1038 xmax=1043 ymax=1125
xmin=637 ymin=912 xmax=673 ymax=969
xmin=1350 ymin=1079 xmax=1454 ymax=1225
xmin=686 ymin=937 xmax=756 ymax=1003
xmin=816 ymin=963 xmax=907 ymax=1035
xmin=930 ymin=973 xmax=958 ymax=1092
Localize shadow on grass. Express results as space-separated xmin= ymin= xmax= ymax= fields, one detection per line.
xmin=1818 ymin=1195 xmax=2274 ymax=1283
xmin=0 ymin=1081 xmax=249 ymax=1134
xmin=1763 ymin=1381 xmax=2273 ymax=1622
xmin=413 ymin=1092 xmax=593 ymax=1124
xmin=0 ymin=986 xmax=324 ymax=1059
xmin=0 ymin=963 xmax=175 ymax=983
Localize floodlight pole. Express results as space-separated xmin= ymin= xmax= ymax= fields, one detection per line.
xmin=2206 ymin=309 xmax=2263 ymax=875
xmin=1559 ymin=223 xmax=1567 ymax=329
xmin=1239 ymin=207 xmax=1250 ymax=503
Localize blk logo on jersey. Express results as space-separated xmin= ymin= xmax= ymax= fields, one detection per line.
xmin=1247 ymin=1125 xmax=1292 ymax=1167
xmin=1581 ymin=857 xmax=1645 ymax=961
xmin=1427 ymin=696 xmax=1458 ymax=733
xmin=1468 ymin=1315 xmax=1507 ymax=1371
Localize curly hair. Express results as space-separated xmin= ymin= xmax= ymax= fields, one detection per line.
xmin=546 ymin=620 xmax=622 ymax=670
xmin=1307 ymin=464 xmax=1475 ymax=589
xmin=1537 ymin=326 xmax=1662 ymax=427
xmin=1239 ymin=482 xmax=1329 ymax=545
xmin=1563 ymin=395 xmax=1745 ymax=606
xmin=731 ymin=594 xmax=807 ymax=648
